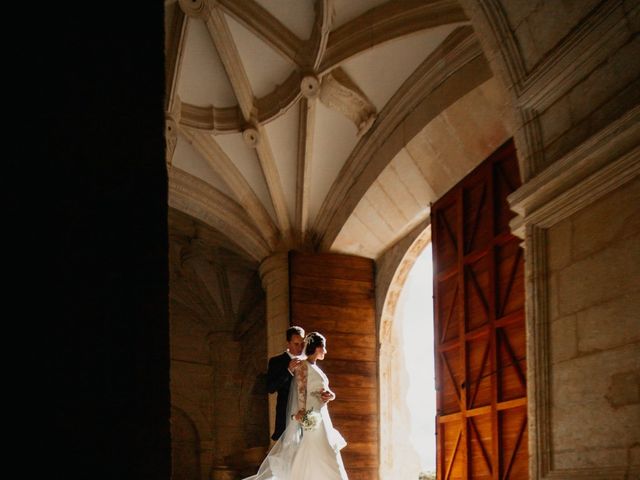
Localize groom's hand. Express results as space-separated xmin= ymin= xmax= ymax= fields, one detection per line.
xmin=288 ymin=358 xmax=302 ymax=373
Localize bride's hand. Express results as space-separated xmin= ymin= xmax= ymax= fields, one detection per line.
xmin=320 ymin=389 xmax=335 ymax=403
xmin=293 ymin=409 xmax=305 ymax=421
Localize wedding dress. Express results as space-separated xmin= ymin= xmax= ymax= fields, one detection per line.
xmin=243 ymin=360 xmax=348 ymax=480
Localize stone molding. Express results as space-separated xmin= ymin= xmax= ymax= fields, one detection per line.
xmin=179 ymin=102 xmax=244 ymax=134
xmin=178 ymin=73 xmax=303 ymax=133
xmin=377 ymin=221 xmax=431 ymax=479
xmin=523 ymin=224 xmax=550 ymax=480
xmin=255 ymin=125 xmax=293 ymax=241
xmin=204 ymin=4 xmax=255 ymax=121
xmin=308 ymin=0 xmax=334 ymax=71
xmin=295 ymin=97 xmax=316 ymax=242
xmin=378 ymin=222 xmax=431 ymax=339
xmin=458 ymin=0 xmax=541 ymax=180
xmin=169 ymin=168 xmax=271 ymax=262
xmin=508 ymin=106 xmax=640 ymax=238
xmin=512 ymin=104 xmax=545 ymax=183
xmin=509 ymin=106 xmax=640 ymax=479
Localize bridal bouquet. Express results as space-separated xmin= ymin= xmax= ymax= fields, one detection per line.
xmin=300 ymin=408 xmax=322 ymax=431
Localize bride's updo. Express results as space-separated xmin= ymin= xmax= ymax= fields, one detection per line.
xmin=304 ymin=331 xmax=326 ymax=356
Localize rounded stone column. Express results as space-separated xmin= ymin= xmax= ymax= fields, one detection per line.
xmin=258 ymin=252 xmax=290 ymax=440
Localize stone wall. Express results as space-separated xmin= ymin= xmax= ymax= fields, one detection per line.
xmin=169 ymin=211 xmax=268 ymax=479
xmin=546 ymin=176 xmax=640 ymax=472
xmin=534 ymin=1 xmax=640 ymax=167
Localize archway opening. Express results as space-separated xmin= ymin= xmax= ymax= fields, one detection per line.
xmin=380 ymin=237 xmax=436 ymax=479
xmin=401 ymin=243 xmax=436 ymax=478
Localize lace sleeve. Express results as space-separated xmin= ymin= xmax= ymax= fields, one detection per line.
xmin=294 ymin=361 xmax=307 ymax=412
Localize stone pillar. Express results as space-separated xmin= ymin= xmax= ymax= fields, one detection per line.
xmin=258 ymin=252 xmax=290 ymax=440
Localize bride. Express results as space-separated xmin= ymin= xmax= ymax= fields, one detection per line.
xmin=243 ymin=331 xmax=349 ymax=480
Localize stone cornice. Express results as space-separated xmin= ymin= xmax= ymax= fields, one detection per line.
xmin=508 ymin=106 xmax=640 ymax=238
xmin=313 ymin=26 xmax=487 ymax=250
xmin=319 ymin=0 xmax=468 ymax=74
xmin=169 ymin=168 xmax=271 ymax=262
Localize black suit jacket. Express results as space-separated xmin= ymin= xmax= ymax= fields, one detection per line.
xmin=266 ymin=351 xmax=293 ymax=441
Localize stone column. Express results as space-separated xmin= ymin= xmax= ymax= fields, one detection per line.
xmin=258 ymin=252 xmax=290 ymax=440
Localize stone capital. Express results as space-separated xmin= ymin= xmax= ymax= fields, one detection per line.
xmin=508 ymin=106 xmax=640 ymax=239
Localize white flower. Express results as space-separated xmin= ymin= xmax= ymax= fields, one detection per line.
xmin=300 ymin=408 xmax=322 ymax=431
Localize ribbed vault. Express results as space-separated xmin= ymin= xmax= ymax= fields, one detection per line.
xmin=165 ymin=0 xmax=513 ymax=261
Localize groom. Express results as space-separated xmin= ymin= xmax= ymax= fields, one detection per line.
xmin=267 ymin=325 xmax=305 ymax=440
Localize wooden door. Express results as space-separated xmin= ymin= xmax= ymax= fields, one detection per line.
xmin=432 ymin=140 xmax=528 ymax=479
xmin=289 ymin=251 xmax=377 ymax=480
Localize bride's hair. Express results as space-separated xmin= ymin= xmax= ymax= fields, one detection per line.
xmin=304 ymin=331 xmax=326 ymax=356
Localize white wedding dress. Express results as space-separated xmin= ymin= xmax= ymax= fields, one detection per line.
xmin=244 ymin=360 xmax=348 ymax=480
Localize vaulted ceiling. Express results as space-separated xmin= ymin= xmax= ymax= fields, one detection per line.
xmin=165 ymin=0 xmax=513 ymax=262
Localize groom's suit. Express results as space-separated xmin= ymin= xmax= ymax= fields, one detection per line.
xmin=267 ymin=351 xmax=294 ymax=441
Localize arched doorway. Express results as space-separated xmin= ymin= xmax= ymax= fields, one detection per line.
xmin=380 ymin=228 xmax=436 ymax=479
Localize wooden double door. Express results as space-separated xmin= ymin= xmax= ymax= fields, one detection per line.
xmin=432 ymin=140 xmax=528 ymax=479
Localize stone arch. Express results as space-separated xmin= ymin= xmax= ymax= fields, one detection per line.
xmin=316 ymin=26 xmax=498 ymax=251
xmin=456 ymin=0 xmax=542 ymax=182
xmin=378 ymin=224 xmax=433 ymax=478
